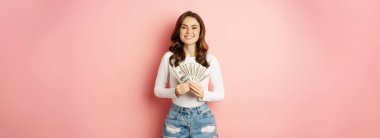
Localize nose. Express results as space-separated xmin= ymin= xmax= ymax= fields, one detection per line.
xmin=186 ymin=28 xmax=192 ymax=34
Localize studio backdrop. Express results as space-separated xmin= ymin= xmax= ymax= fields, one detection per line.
xmin=1 ymin=0 xmax=379 ymax=138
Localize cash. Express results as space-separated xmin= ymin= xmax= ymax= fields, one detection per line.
xmin=170 ymin=62 xmax=209 ymax=83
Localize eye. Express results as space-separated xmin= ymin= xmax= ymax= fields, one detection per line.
xmin=181 ymin=26 xmax=186 ymax=29
xmin=192 ymin=27 xmax=198 ymax=29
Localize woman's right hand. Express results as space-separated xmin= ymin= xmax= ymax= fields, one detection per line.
xmin=175 ymin=83 xmax=190 ymax=97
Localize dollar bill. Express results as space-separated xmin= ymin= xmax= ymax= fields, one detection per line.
xmin=170 ymin=66 xmax=189 ymax=83
xmin=171 ymin=62 xmax=209 ymax=83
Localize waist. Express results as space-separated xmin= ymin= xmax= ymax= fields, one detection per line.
xmin=172 ymin=93 xmax=206 ymax=108
xmin=171 ymin=103 xmax=209 ymax=112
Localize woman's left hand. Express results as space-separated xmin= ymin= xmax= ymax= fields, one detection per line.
xmin=189 ymin=81 xmax=204 ymax=98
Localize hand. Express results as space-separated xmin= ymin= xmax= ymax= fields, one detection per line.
xmin=175 ymin=83 xmax=190 ymax=96
xmin=189 ymin=81 xmax=204 ymax=98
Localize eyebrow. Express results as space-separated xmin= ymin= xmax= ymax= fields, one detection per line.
xmin=181 ymin=24 xmax=199 ymax=27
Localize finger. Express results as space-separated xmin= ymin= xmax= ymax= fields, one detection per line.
xmin=189 ymin=84 xmax=200 ymax=92
xmin=183 ymin=83 xmax=189 ymax=87
xmin=190 ymin=88 xmax=200 ymax=96
xmin=192 ymin=91 xmax=201 ymax=98
xmin=190 ymin=89 xmax=200 ymax=96
xmin=188 ymin=85 xmax=195 ymax=91
xmin=190 ymin=88 xmax=197 ymax=94
xmin=184 ymin=87 xmax=190 ymax=92
xmin=182 ymin=83 xmax=189 ymax=88
xmin=191 ymin=81 xmax=200 ymax=87
xmin=181 ymin=88 xmax=190 ymax=94
xmin=180 ymin=84 xmax=189 ymax=89
xmin=180 ymin=91 xmax=187 ymax=95
xmin=190 ymin=82 xmax=202 ymax=90
xmin=179 ymin=87 xmax=186 ymax=92
xmin=189 ymin=81 xmax=196 ymax=87
xmin=189 ymin=86 xmax=203 ymax=98
xmin=184 ymin=86 xmax=190 ymax=91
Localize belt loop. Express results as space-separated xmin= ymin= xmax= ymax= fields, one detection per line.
xmin=175 ymin=106 xmax=179 ymax=114
xmin=175 ymin=105 xmax=181 ymax=114
xmin=196 ymin=106 xmax=201 ymax=114
xmin=179 ymin=107 xmax=183 ymax=114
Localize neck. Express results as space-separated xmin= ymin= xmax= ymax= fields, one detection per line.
xmin=184 ymin=44 xmax=196 ymax=57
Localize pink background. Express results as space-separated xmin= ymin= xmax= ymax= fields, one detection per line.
xmin=1 ymin=0 xmax=380 ymax=138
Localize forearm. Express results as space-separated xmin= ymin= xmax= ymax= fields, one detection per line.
xmin=154 ymin=87 xmax=177 ymax=99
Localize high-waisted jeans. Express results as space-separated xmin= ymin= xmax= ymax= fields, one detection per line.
xmin=163 ymin=103 xmax=218 ymax=138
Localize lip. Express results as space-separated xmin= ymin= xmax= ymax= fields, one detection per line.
xmin=184 ymin=35 xmax=194 ymax=40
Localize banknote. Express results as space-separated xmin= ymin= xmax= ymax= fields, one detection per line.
xmin=171 ymin=66 xmax=189 ymax=83
xmin=170 ymin=62 xmax=209 ymax=83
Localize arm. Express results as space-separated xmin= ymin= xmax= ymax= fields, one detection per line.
xmin=154 ymin=52 xmax=178 ymax=99
xmin=199 ymin=56 xmax=225 ymax=102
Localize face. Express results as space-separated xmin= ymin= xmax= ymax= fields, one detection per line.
xmin=179 ymin=17 xmax=201 ymax=46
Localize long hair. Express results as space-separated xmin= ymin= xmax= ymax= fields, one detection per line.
xmin=169 ymin=11 xmax=210 ymax=68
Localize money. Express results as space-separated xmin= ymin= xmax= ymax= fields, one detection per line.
xmin=170 ymin=62 xmax=209 ymax=83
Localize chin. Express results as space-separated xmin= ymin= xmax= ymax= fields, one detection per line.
xmin=182 ymin=40 xmax=198 ymax=45
xmin=184 ymin=42 xmax=196 ymax=45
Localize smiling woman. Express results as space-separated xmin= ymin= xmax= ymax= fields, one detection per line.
xmin=154 ymin=11 xmax=225 ymax=138
xmin=180 ymin=17 xmax=200 ymax=49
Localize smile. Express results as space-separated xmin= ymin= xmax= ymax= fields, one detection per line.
xmin=184 ymin=35 xmax=194 ymax=40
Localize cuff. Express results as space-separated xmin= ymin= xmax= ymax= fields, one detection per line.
xmin=169 ymin=88 xmax=179 ymax=99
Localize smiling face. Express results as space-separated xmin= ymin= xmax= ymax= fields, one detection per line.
xmin=179 ymin=17 xmax=201 ymax=46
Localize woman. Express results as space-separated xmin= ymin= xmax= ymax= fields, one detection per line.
xmin=154 ymin=11 xmax=224 ymax=138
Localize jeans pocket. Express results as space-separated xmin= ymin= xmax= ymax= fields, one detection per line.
xmin=199 ymin=109 xmax=214 ymax=118
xmin=166 ymin=109 xmax=178 ymax=120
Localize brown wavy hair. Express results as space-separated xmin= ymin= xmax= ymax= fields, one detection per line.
xmin=169 ymin=11 xmax=210 ymax=68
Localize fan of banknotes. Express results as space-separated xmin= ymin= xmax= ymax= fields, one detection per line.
xmin=170 ymin=62 xmax=209 ymax=83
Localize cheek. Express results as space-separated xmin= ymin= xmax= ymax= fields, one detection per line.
xmin=195 ymin=31 xmax=200 ymax=37
xmin=179 ymin=30 xmax=186 ymax=37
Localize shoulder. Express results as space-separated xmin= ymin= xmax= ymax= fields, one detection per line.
xmin=206 ymin=53 xmax=218 ymax=63
xmin=159 ymin=51 xmax=173 ymax=65
xmin=164 ymin=51 xmax=173 ymax=57
xmin=162 ymin=51 xmax=173 ymax=60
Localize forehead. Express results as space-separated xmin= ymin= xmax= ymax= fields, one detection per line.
xmin=182 ymin=17 xmax=200 ymax=26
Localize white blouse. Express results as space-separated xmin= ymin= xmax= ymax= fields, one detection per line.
xmin=154 ymin=51 xmax=225 ymax=108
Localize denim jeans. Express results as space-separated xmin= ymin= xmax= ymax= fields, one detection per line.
xmin=162 ymin=103 xmax=218 ymax=138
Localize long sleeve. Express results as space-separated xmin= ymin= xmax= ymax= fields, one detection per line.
xmin=199 ymin=55 xmax=225 ymax=102
xmin=154 ymin=52 xmax=178 ymax=99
